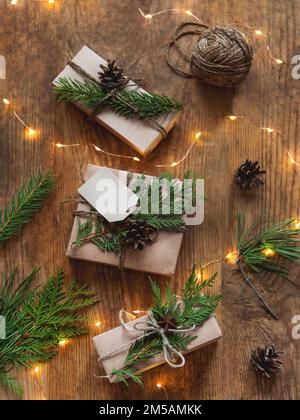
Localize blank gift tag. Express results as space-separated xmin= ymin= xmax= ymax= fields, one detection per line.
xmin=78 ymin=168 xmax=139 ymax=223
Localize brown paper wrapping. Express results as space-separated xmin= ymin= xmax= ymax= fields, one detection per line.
xmin=66 ymin=164 xmax=184 ymax=276
xmin=53 ymin=46 xmax=179 ymax=157
xmin=93 ymin=313 xmax=222 ymax=383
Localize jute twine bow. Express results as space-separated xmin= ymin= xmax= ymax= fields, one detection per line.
xmin=67 ymin=60 xmax=167 ymax=136
xmin=95 ymin=309 xmax=196 ymax=380
xmin=167 ymin=22 xmax=253 ymax=87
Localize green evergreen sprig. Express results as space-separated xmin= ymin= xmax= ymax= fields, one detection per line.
xmin=54 ymin=77 xmax=182 ymax=119
xmin=232 ymin=214 xmax=300 ymax=319
xmin=0 ymin=171 xmax=54 ymax=242
xmin=111 ymin=266 xmax=222 ymax=385
xmin=0 ymin=267 xmax=98 ymax=398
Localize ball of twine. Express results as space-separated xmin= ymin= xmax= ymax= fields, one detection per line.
xmin=167 ymin=23 xmax=253 ymax=87
xmin=191 ymin=26 xmax=253 ymax=87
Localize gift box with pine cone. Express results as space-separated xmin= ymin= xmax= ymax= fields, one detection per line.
xmin=53 ymin=46 xmax=182 ymax=157
xmin=66 ymin=164 xmax=189 ymax=276
xmin=93 ymin=267 xmax=222 ymax=384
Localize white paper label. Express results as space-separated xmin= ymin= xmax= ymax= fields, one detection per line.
xmin=78 ymin=168 xmax=139 ymax=223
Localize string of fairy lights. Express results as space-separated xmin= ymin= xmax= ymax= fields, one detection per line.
xmin=1 ymin=2 xmax=298 ymax=398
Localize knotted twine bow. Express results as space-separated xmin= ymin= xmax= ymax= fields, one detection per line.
xmin=67 ymin=60 xmax=167 ymax=136
xmin=95 ymin=309 xmax=196 ymax=380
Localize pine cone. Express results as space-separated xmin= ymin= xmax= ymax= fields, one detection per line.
xmin=98 ymin=60 xmax=127 ymax=91
xmin=251 ymin=345 xmax=284 ymax=378
xmin=124 ymin=220 xmax=158 ymax=251
xmin=236 ymin=160 xmax=266 ymax=189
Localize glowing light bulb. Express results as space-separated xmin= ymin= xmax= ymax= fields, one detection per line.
xmin=262 ymin=127 xmax=275 ymax=134
xmin=295 ymin=221 xmax=300 ymax=229
xmin=48 ymin=0 xmax=55 ymax=4
xmin=262 ymin=248 xmax=275 ymax=257
xmin=26 ymin=127 xmax=37 ymax=137
xmin=275 ymin=58 xmax=284 ymax=64
xmin=3 ymin=98 xmax=10 ymax=105
xmin=255 ymin=29 xmax=264 ymax=36
xmin=185 ymin=10 xmax=193 ymax=16
xmin=55 ymin=143 xmax=64 ymax=148
xmin=156 ymin=383 xmax=162 ymax=388
xmin=10 ymin=0 xmax=18 ymax=5
xmin=171 ymin=162 xmax=178 ymax=167
xmin=33 ymin=366 xmax=40 ymax=374
xmin=228 ymin=115 xmax=238 ymax=121
xmin=95 ymin=321 xmax=102 ymax=327
xmin=132 ymin=157 xmax=141 ymax=162
xmin=144 ymin=14 xmax=153 ymax=19
xmin=58 ymin=339 xmax=68 ymax=347
xmin=195 ymin=132 xmax=202 ymax=140
xmin=225 ymin=251 xmax=239 ymax=265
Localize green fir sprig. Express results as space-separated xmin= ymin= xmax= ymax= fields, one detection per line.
xmin=0 ymin=267 xmax=98 ymax=398
xmin=0 ymin=171 xmax=54 ymax=242
xmin=232 ymin=214 xmax=300 ymax=319
xmin=54 ymin=77 xmax=182 ymax=119
xmin=111 ymin=266 xmax=222 ymax=385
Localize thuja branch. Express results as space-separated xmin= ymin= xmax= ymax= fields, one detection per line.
xmin=0 ymin=171 xmax=54 ymax=242
xmin=54 ymin=77 xmax=182 ymax=119
xmin=0 ymin=267 xmax=99 ymax=398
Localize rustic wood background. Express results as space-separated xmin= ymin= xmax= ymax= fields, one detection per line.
xmin=0 ymin=0 xmax=299 ymax=400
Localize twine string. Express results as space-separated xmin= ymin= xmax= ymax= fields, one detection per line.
xmin=166 ymin=22 xmax=253 ymax=87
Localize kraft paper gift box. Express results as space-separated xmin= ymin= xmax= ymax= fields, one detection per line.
xmin=53 ymin=45 xmax=179 ymax=157
xmin=66 ymin=164 xmax=185 ymax=276
xmin=93 ymin=314 xmax=222 ymax=383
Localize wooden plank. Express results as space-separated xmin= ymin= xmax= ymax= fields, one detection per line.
xmin=0 ymin=0 xmax=299 ymax=400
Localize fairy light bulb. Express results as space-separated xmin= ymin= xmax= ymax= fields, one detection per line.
xmin=10 ymin=0 xmax=18 ymax=5
xmin=55 ymin=143 xmax=64 ymax=148
xmin=195 ymin=132 xmax=202 ymax=140
xmin=185 ymin=10 xmax=193 ymax=16
xmin=255 ymin=29 xmax=264 ymax=36
xmin=262 ymin=127 xmax=275 ymax=134
xmin=132 ymin=157 xmax=141 ymax=162
xmin=225 ymin=251 xmax=239 ymax=265
xmin=295 ymin=221 xmax=300 ymax=229
xmin=262 ymin=248 xmax=275 ymax=257
xmin=58 ymin=339 xmax=68 ymax=347
xmin=95 ymin=321 xmax=102 ymax=327
xmin=275 ymin=58 xmax=284 ymax=64
xmin=3 ymin=98 xmax=10 ymax=105
xmin=26 ymin=127 xmax=37 ymax=137
xmin=48 ymin=0 xmax=55 ymax=4
xmin=228 ymin=115 xmax=238 ymax=121
xmin=33 ymin=366 xmax=40 ymax=374
xmin=144 ymin=13 xmax=153 ymax=19
xmin=156 ymin=383 xmax=162 ymax=389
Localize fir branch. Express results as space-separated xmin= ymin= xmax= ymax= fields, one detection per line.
xmin=233 ymin=214 xmax=300 ymax=319
xmin=0 ymin=171 xmax=54 ymax=242
xmin=0 ymin=267 xmax=99 ymax=397
xmin=54 ymin=77 xmax=182 ymax=119
xmin=111 ymin=267 xmax=221 ymax=385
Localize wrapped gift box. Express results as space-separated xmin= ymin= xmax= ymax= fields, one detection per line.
xmin=93 ymin=313 xmax=222 ymax=383
xmin=66 ymin=164 xmax=185 ymax=276
xmin=53 ymin=46 xmax=179 ymax=157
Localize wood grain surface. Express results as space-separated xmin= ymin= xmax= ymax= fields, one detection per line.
xmin=0 ymin=0 xmax=299 ymax=400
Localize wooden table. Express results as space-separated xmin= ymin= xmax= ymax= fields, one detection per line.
xmin=0 ymin=0 xmax=299 ymax=400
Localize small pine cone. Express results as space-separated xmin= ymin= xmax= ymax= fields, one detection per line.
xmin=98 ymin=59 xmax=127 ymax=91
xmin=124 ymin=220 xmax=158 ymax=251
xmin=251 ymin=345 xmax=284 ymax=378
xmin=236 ymin=160 xmax=266 ymax=190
